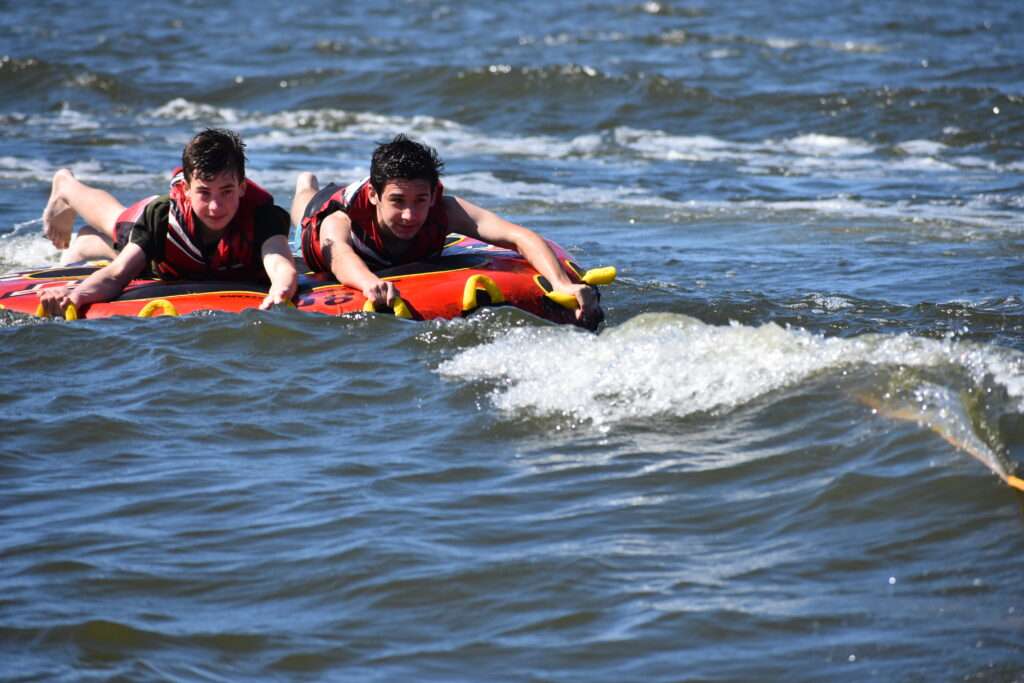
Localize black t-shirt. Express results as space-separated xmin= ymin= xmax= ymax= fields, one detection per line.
xmin=120 ymin=195 xmax=290 ymax=266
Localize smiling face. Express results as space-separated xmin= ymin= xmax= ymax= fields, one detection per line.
xmin=185 ymin=171 xmax=246 ymax=231
xmin=368 ymin=178 xmax=436 ymax=241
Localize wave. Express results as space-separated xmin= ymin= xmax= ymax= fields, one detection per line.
xmin=438 ymin=313 xmax=1024 ymax=421
xmin=0 ymin=55 xmax=140 ymax=111
xmin=2 ymin=98 xmax=1019 ymax=253
xmin=1 ymin=115 xmax=1020 ymax=264
xmin=437 ymin=313 xmax=1024 ymax=482
xmin=133 ymin=99 xmax=1023 ymax=181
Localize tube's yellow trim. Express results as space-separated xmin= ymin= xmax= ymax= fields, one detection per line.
xmin=138 ymin=299 xmax=178 ymax=318
xmin=1006 ymin=475 xmax=1024 ymax=492
xmin=462 ymin=275 xmax=505 ymax=311
xmin=362 ymin=296 xmax=412 ymax=319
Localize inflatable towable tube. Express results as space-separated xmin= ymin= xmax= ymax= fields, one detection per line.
xmin=0 ymin=235 xmax=615 ymax=330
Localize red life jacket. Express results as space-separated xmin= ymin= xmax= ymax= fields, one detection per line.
xmin=155 ymin=168 xmax=273 ymax=281
xmin=301 ymin=177 xmax=449 ymax=271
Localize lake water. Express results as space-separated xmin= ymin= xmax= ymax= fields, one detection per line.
xmin=2 ymin=0 xmax=1023 ymax=680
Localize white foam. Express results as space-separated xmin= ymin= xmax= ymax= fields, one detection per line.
xmin=897 ymin=140 xmax=947 ymax=156
xmin=4 ymin=100 xmax=1018 ymax=235
xmin=765 ymin=38 xmax=801 ymax=50
xmin=131 ymin=101 xmax=1024 ymax=185
xmin=447 ymin=171 xmax=677 ymax=207
xmin=614 ymin=128 xmax=755 ymax=163
xmin=437 ymin=313 xmax=1024 ymax=427
xmin=819 ymin=39 xmax=886 ymax=54
xmin=807 ymin=294 xmax=853 ymax=312
xmin=40 ymin=103 xmax=102 ymax=131
xmin=781 ymin=134 xmax=874 ymax=157
xmin=0 ymin=155 xmax=159 ymax=189
xmin=761 ymin=37 xmax=885 ymax=54
xmin=0 ymin=220 xmax=59 ymax=269
xmin=148 ymin=98 xmax=243 ymax=124
xmin=673 ymin=194 xmax=1023 ymax=233
xmin=706 ymin=48 xmax=739 ymax=59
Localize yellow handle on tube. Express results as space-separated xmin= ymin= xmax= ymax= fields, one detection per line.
xmin=138 ymin=299 xmax=179 ymax=318
xmin=35 ymin=302 xmax=79 ymax=320
xmin=582 ymin=266 xmax=616 ymax=285
xmin=362 ymin=296 xmax=413 ymax=319
xmin=462 ymin=275 xmax=505 ymax=311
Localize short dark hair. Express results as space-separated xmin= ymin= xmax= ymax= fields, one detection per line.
xmin=370 ymin=134 xmax=444 ymax=193
xmin=182 ymin=128 xmax=246 ymax=183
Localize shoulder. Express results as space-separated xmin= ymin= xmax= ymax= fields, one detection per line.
xmin=132 ymin=195 xmax=172 ymax=246
xmin=344 ymin=179 xmax=373 ymax=211
xmin=321 ymin=208 xmax=353 ymax=236
xmin=442 ymin=194 xmax=478 ymax=231
xmin=143 ymin=194 xmax=172 ymax=220
xmin=253 ymin=203 xmax=291 ymax=240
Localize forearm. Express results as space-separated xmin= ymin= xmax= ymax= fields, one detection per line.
xmin=327 ymin=243 xmax=399 ymax=306
xmin=450 ymin=195 xmax=600 ymax=325
xmin=264 ymin=253 xmax=298 ymax=296
xmin=512 ymin=231 xmax=574 ymax=288
xmin=68 ymin=270 xmax=132 ymax=308
xmin=334 ymin=253 xmax=384 ymax=291
xmin=453 ymin=196 xmax=574 ymax=287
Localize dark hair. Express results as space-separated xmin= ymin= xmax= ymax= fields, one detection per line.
xmin=181 ymin=128 xmax=246 ymax=183
xmin=369 ymin=134 xmax=444 ymax=193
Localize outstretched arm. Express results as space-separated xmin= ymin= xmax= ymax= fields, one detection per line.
xmin=319 ymin=212 xmax=400 ymax=306
xmin=446 ymin=195 xmax=601 ymax=322
xmin=259 ymin=234 xmax=299 ymax=309
xmin=37 ymin=243 xmax=147 ymax=316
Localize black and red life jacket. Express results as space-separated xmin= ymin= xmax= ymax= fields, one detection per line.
xmin=154 ymin=168 xmax=272 ymax=281
xmin=301 ymin=178 xmax=449 ymax=270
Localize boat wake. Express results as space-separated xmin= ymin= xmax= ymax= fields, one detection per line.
xmin=438 ymin=312 xmax=1024 ymax=488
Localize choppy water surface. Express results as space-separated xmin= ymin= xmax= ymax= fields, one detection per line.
xmin=2 ymin=1 xmax=1023 ymax=680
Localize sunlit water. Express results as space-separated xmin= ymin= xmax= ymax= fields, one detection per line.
xmin=2 ymin=1 xmax=1023 ymax=680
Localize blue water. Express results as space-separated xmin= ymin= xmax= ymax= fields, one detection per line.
xmin=2 ymin=1 xmax=1023 ymax=680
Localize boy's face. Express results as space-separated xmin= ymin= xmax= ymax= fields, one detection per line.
xmin=186 ymin=171 xmax=245 ymax=231
xmin=368 ymin=178 xmax=436 ymax=241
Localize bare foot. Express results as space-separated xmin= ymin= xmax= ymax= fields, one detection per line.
xmin=42 ymin=169 xmax=77 ymax=249
xmin=295 ymin=171 xmax=320 ymax=194
xmin=290 ymin=172 xmax=321 ymax=227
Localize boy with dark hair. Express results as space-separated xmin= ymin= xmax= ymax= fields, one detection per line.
xmin=291 ymin=134 xmax=601 ymax=324
xmin=38 ymin=128 xmax=297 ymax=316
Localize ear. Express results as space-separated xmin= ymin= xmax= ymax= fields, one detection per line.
xmin=238 ymin=178 xmax=247 ymax=197
xmin=368 ymin=185 xmax=380 ymax=206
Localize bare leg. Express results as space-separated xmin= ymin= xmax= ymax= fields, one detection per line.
xmin=59 ymin=226 xmax=118 ymax=265
xmin=290 ymin=172 xmax=320 ymax=229
xmin=42 ymin=169 xmax=126 ymax=249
